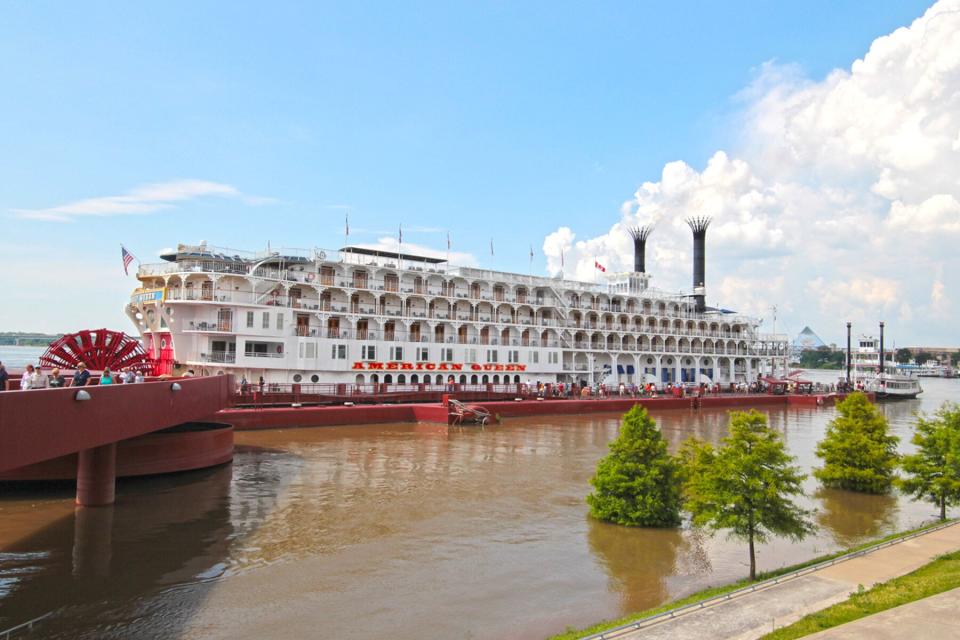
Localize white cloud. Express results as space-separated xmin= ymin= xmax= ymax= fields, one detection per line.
xmin=13 ymin=179 xmax=273 ymax=221
xmin=539 ymin=0 xmax=960 ymax=344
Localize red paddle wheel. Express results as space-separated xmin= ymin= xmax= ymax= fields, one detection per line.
xmin=40 ymin=329 xmax=154 ymax=373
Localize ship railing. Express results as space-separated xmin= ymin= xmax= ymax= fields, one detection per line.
xmin=145 ymin=263 xmax=758 ymax=322
xmin=233 ymin=382 xmax=537 ymax=404
xmin=200 ymin=351 xmax=237 ymax=363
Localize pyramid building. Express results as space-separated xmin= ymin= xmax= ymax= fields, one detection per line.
xmin=793 ymin=326 xmax=826 ymax=350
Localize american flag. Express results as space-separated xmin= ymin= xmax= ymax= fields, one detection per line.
xmin=121 ymin=245 xmax=136 ymax=275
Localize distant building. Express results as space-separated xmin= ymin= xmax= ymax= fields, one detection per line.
xmin=794 ymin=326 xmax=826 ymax=350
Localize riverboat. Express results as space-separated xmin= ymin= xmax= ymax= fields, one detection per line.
xmin=126 ymin=221 xmax=788 ymax=387
xmin=850 ymin=334 xmax=922 ymax=400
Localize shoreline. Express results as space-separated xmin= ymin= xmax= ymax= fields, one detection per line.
xmin=548 ymin=518 xmax=957 ymax=640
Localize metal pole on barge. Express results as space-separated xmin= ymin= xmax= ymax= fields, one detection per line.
xmin=846 ymin=322 xmax=852 ymax=385
xmin=879 ymin=321 xmax=885 ymax=377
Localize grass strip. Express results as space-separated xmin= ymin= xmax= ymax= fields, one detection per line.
xmin=760 ymin=548 xmax=960 ymax=639
xmin=547 ymin=519 xmax=953 ymax=640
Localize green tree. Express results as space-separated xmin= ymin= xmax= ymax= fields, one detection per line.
xmin=814 ymin=392 xmax=899 ymax=494
xmin=895 ymin=348 xmax=913 ymax=364
xmin=587 ymin=405 xmax=683 ymax=527
xmin=898 ymin=403 xmax=960 ymax=521
xmin=681 ymin=410 xmax=814 ymax=580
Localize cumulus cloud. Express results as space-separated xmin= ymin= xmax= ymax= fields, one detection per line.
xmin=13 ymin=179 xmax=273 ymax=221
xmin=540 ymin=0 xmax=960 ymax=343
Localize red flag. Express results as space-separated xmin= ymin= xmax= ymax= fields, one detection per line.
xmin=594 ymin=260 xmax=606 ymax=273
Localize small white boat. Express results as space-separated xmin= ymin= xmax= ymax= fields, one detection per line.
xmin=851 ymin=334 xmax=922 ymax=400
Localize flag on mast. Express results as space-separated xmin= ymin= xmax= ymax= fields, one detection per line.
xmin=490 ymin=238 xmax=494 ymax=256
xmin=121 ymin=245 xmax=136 ymax=275
xmin=399 ymin=224 xmax=403 ymax=244
xmin=594 ymin=259 xmax=606 ymax=273
xmin=529 ymin=244 xmax=534 ymax=260
xmin=447 ymin=231 xmax=451 ymax=251
xmin=345 ymin=213 xmax=349 ymax=238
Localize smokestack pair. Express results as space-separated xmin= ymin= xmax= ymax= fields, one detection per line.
xmin=627 ymin=217 xmax=711 ymax=313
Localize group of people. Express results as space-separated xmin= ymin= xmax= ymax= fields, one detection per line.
xmin=3 ymin=361 xmax=146 ymax=390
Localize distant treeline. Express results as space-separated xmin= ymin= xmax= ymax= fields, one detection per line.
xmin=798 ymin=348 xmax=845 ymax=370
xmin=0 ymin=332 xmax=61 ymax=347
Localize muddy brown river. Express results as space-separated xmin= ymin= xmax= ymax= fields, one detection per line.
xmin=1 ymin=372 xmax=957 ymax=639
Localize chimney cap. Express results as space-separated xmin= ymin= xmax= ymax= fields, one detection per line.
xmin=628 ymin=225 xmax=654 ymax=242
xmin=686 ymin=216 xmax=712 ymax=233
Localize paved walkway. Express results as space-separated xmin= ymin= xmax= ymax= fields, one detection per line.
xmin=606 ymin=522 xmax=960 ymax=640
xmin=804 ymin=586 xmax=960 ymax=638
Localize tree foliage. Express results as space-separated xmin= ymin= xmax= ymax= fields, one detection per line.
xmin=680 ymin=410 xmax=814 ymax=579
xmin=798 ymin=348 xmax=844 ymax=370
xmin=898 ymin=403 xmax=960 ymax=521
xmin=587 ymin=405 xmax=683 ymax=527
xmin=814 ymin=392 xmax=899 ymax=494
xmin=895 ymin=348 xmax=913 ymax=364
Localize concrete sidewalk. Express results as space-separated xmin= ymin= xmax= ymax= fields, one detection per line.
xmin=606 ymin=522 xmax=960 ymax=640
xmin=804 ymin=586 xmax=960 ymax=639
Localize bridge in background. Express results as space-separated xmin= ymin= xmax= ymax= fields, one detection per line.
xmin=0 ymin=375 xmax=234 ymax=505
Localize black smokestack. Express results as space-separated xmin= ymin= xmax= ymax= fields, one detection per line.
xmin=628 ymin=225 xmax=653 ymax=273
xmin=686 ymin=216 xmax=711 ymax=313
xmin=846 ymin=322 xmax=852 ymax=385
xmin=879 ymin=321 xmax=885 ymax=377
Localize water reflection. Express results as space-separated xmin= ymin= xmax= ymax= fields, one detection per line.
xmin=0 ymin=465 xmax=234 ymax=636
xmin=587 ymin=518 xmax=710 ymax=613
xmin=816 ymin=488 xmax=899 ymax=547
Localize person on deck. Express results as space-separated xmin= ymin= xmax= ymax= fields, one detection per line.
xmin=48 ymin=368 xmax=66 ymax=388
xmin=72 ymin=363 xmax=90 ymax=387
xmin=20 ymin=364 xmax=36 ymax=390
xmin=100 ymin=368 xmax=114 ymax=385
xmin=0 ymin=361 xmax=8 ymax=391
xmin=32 ymin=366 xmax=48 ymax=389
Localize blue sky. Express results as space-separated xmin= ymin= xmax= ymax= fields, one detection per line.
xmin=1 ymin=1 xmax=952 ymax=345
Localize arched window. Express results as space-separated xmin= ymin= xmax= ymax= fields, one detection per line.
xmin=398 ymin=374 xmax=406 ymax=384
xmin=411 ymin=374 xmax=419 ymax=383
xmin=384 ymin=374 xmax=393 ymax=383
xmin=355 ymin=374 xmax=365 ymax=385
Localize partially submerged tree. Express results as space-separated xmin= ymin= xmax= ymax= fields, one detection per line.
xmin=681 ymin=410 xmax=814 ymax=580
xmin=815 ymin=392 xmax=899 ymax=494
xmin=587 ymin=405 xmax=683 ymax=527
xmin=898 ymin=403 xmax=960 ymax=521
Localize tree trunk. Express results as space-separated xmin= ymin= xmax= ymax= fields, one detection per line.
xmin=941 ymin=494 xmax=947 ymax=522
xmin=748 ymin=528 xmax=756 ymax=580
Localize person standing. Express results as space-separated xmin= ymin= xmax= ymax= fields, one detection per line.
xmin=49 ymin=368 xmax=67 ymax=388
xmin=0 ymin=361 xmax=8 ymax=391
xmin=72 ymin=363 xmax=90 ymax=387
xmin=33 ymin=366 xmax=48 ymax=389
xmin=20 ymin=364 xmax=36 ymax=390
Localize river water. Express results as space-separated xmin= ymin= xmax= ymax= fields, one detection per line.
xmin=1 ymin=372 xmax=957 ymax=639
